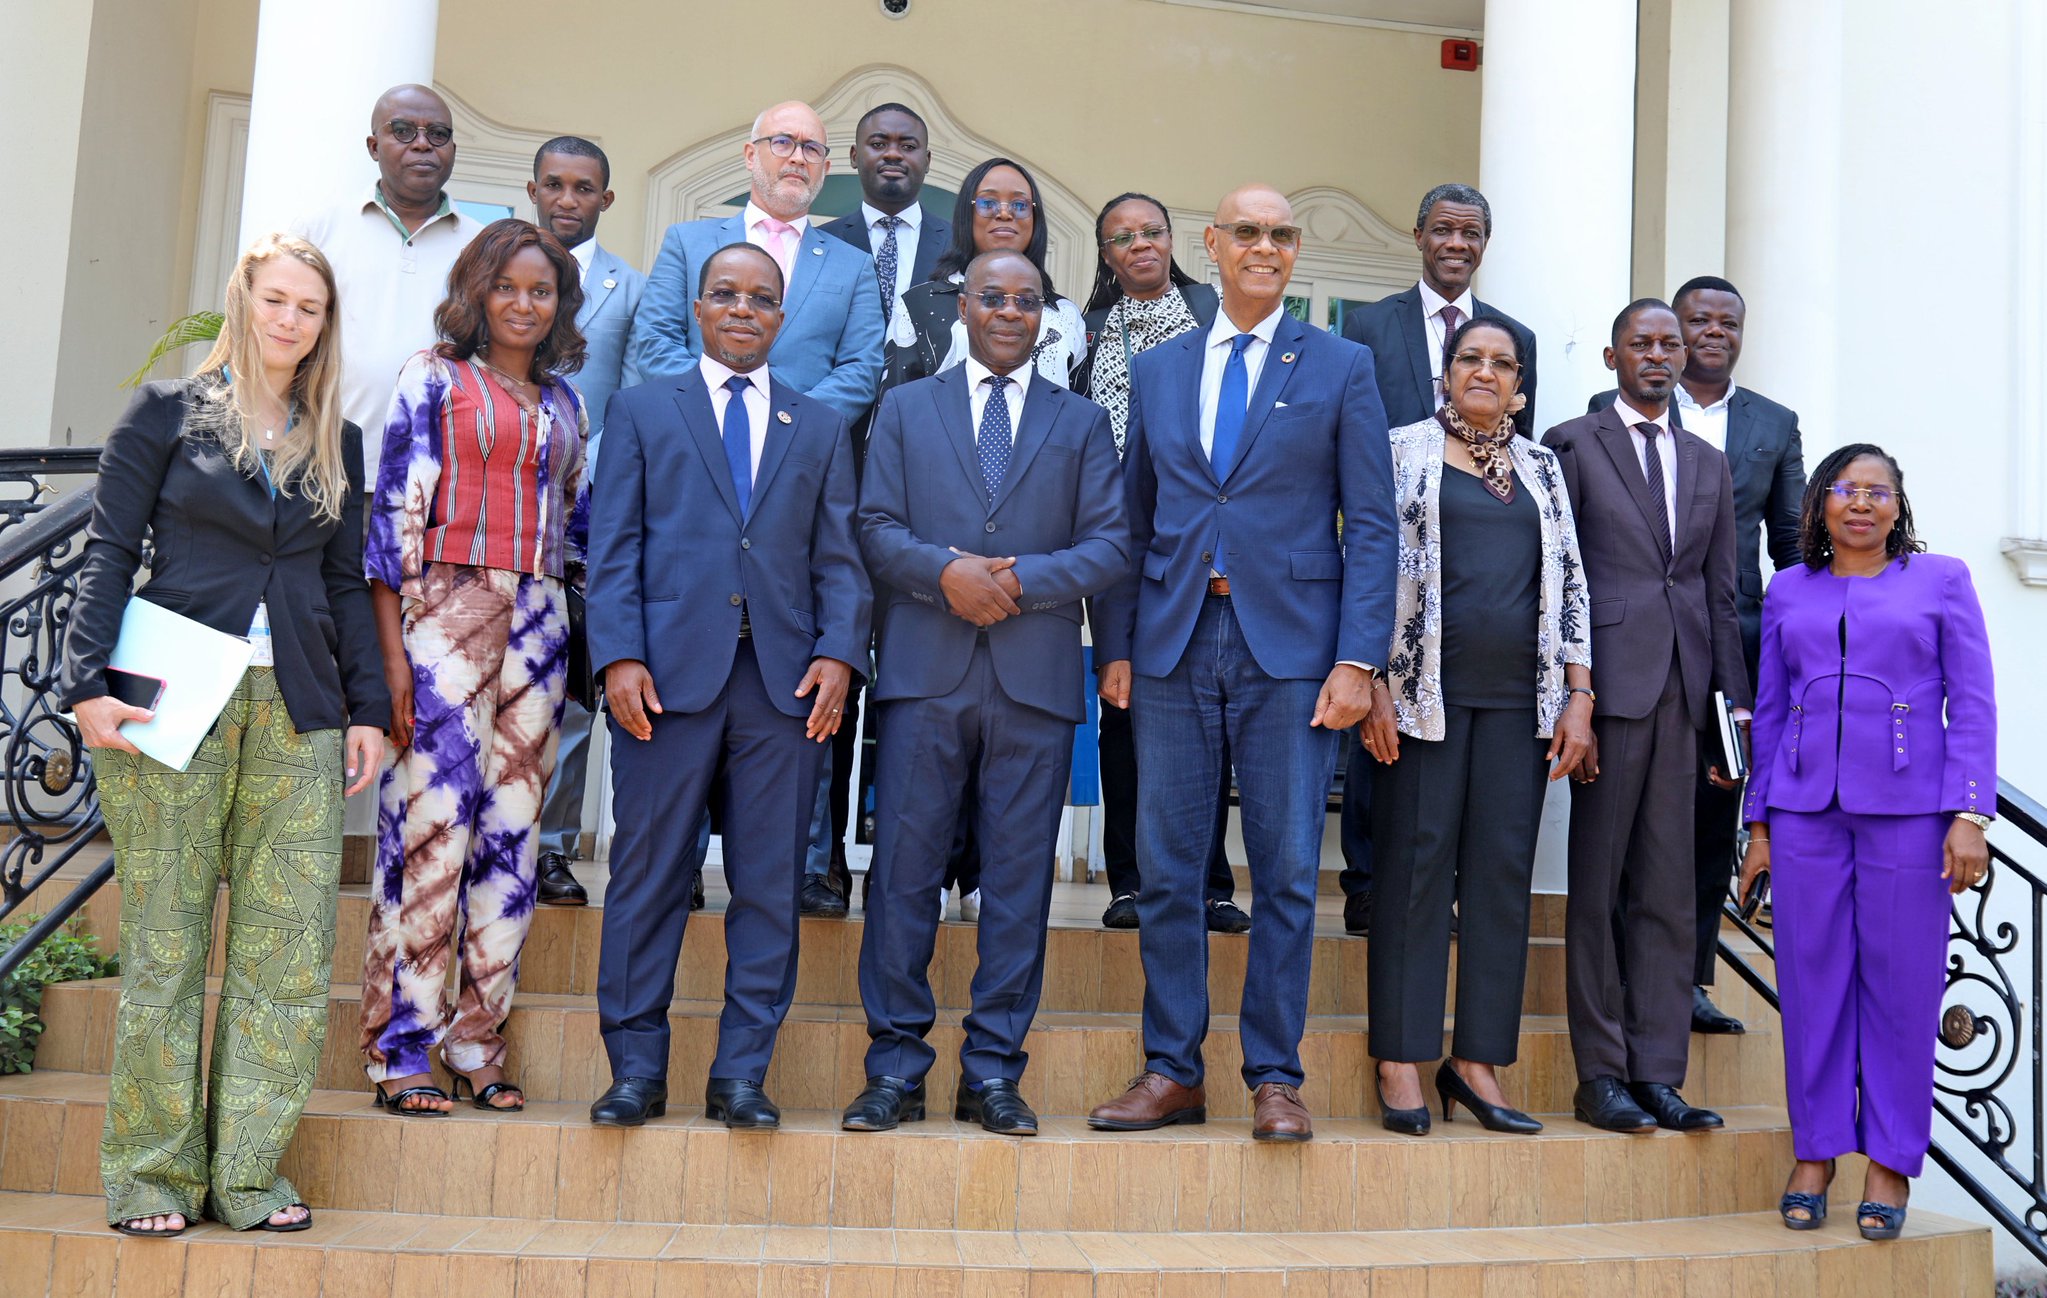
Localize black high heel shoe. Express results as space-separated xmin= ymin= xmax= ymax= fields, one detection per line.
xmin=1375 ymin=1068 xmax=1431 ymax=1136
xmin=1434 ymin=1061 xmax=1542 ymax=1134
xmin=1779 ymin=1158 xmax=1836 ymax=1231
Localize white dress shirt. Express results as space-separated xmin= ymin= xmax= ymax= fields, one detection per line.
xmin=964 ymin=356 xmax=1028 ymax=439
xmin=1674 ymin=381 xmax=1736 ymax=453
xmin=569 ymin=234 xmax=598 ymax=275
xmin=1198 ymin=305 xmax=1285 ymax=456
xmin=862 ymin=201 xmax=923 ymax=310
xmin=1616 ymin=396 xmax=1679 ymax=550
xmin=700 ymin=355 xmax=771 ymax=480
xmin=1417 ymin=279 xmax=1476 ymax=408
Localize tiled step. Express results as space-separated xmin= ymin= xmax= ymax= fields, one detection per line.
xmin=0 ymin=1073 xmax=1817 ymax=1233
xmin=32 ymin=979 xmax=1784 ymax=1117
xmin=0 ymin=1191 xmax=1993 ymax=1297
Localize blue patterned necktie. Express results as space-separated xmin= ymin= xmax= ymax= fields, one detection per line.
xmin=875 ymin=214 xmax=902 ymax=320
xmin=722 ymin=373 xmax=754 ymax=517
xmin=977 ymin=374 xmax=1013 ymax=502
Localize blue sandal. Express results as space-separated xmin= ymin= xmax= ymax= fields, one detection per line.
xmin=1779 ymin=1158 xmax=1835 ymax=1230
xmin=1858 ymin=1198 xmax=1908 ymax=1241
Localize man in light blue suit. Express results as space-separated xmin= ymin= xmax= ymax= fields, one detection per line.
xmin=842 ymin=251 xmax=1129 ymax=1137
xmin=526 ymin=136 xmax=648 ymax=909
xmin=1088 ymin=185 xmax=1397 ymax=1143
xmin=628 ymin=100 xmax=885 ymax=425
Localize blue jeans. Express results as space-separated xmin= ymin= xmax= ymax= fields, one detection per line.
xmin=1131 ymin=595 xmax=1337 ymax=1090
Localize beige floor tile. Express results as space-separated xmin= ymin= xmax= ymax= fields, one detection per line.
xmin=586 ymin=1257 xmax=660 ymax=1298
xmin=0 ymin=1102 xmax=61 ymax=1193
xmin=492 ymin=1116 xmax=564 ymax=1218
xmin=955 ymin=1135 xmax=1018 ymax=1232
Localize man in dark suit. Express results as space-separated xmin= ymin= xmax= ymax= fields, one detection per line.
xmin=1588 ymin=275 xmax=1804 ymax=1035
xmin=843 ymin=250 xmax=1128 ymax=1136
xmin=1089 ymin=185 xmax=1395 ymax=1143
xmin=1333 ymin=183 xmax=1538 ymax=936
xmin=1543 ymin=299 xmax=1749 ymax=1134
xmin=806 ymin=102 xmax=956 ymax=919
xmin=586 ymin=243 xmax=871 ymax=1130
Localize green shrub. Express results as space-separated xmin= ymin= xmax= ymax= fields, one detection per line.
xmin=0 ymin=917 xmax=119 ymax=1074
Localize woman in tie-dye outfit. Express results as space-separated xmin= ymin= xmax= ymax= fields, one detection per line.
xmin=361 ymin=219 xmax=589 ymax=1115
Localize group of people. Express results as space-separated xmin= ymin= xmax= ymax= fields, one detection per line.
xmin=58 ymin=84 xmax=1996 ymax=1253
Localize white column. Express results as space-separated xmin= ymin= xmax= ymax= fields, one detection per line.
xmin=237 ymin=0 xmax=439 ymax=246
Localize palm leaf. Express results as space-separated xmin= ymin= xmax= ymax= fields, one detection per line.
xmin=121 ymin=311 xmax=224 ymax=388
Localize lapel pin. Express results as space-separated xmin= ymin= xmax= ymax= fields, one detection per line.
xmin=811 ymin=246 xmax=823 ymax=255
xmin=1280 ymin=351 xmax=1296 ymax=364
xmin=777 ymin=410 xmax=793 ymax=424
xmin=603 ymin=277 xmax=616 ymax=289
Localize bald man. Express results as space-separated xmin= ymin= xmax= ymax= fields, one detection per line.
xmin=289 ymin=83 xmax=483 ymax=487
xmin=629 ymin=100 xmax=886 ymax=424
xmin=1090 ymin=185 xmax=1396 ymax=1142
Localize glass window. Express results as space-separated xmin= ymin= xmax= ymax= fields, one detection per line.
xmin=455 ymin=199 xmax=514 ymax=226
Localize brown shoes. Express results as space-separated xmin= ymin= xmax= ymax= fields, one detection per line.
xmin=1252 ymin=1082 xmax=1313 ymax=1142
xmin=1087 ymin=1071 xmax=1208 ymax=1131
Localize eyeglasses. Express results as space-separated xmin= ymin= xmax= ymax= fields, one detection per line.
xmin=971 ymin=197 xmax=1034 ymax=219
xmin=384 ymin=119 xmax=453 ymax=148
xmin=753 ymin=134 xmax=828 ymax=164
xmin=1450 ymin=352 xmax=1520 ymax=375
xmin=1212 ymin=221 xmax=1302 ymax=249
xmin=969 ymin=291 xmax=1045 ymax=313
xmin=1828 ymin=482 xmax=1896 ymax=506
xmin=1101 ymin=224 xmax=1170 ymax=250
xmin=702 ymin=288 xmax=783 ymax=312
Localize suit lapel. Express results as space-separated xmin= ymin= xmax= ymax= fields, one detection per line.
xmin=1398 ymin=288 xmax=1434 ymax=415
xmin=1673 ymin=431 xmax=1704 ymax=555
xmin=673 ymin=377 xmax=744 ymax=525
xmin=1722 ymin=389 xmax=1755 ymax=465
xmin=577 ymin=243 xmax=618 ymax=326
xmin=911 ymin=212 xmax=949 ymax=284
xmin=1164 ymin=330 xmax=1218 ymax=486
xmin=747 ymin=377 xmax=802 ymax=508
xmin=937 ymin=368 xmax=985 ymax=500
xmin=989 ymin=373 xmax=1058 ymax=515
xmin=1219 ymin=314 xmax=1308 ymax=483
xmin=1591 ymin=406 xmax=1673 ymax=554
xmin=779 ymin=223 xmax=828 ymax=323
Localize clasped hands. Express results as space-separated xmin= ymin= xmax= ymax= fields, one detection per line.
xmin=605 ymin=655 xmax=852 ymax=743
xmin=940 ymin=549 xmax=1023 ymax=627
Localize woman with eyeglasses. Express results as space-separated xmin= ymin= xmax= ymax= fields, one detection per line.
xmin=357 ymin=218 xmax=589 ymax=1117
xmin=1360 ymin=316 xmax=1593 ymax=1138
xmin=887 ymin=156 xmax=1087 ymax=390
xmin=1738 ymin=444 xmax=1993 ymax=1241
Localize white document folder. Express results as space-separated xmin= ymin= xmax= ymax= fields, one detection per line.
xmin=106 ymin=597 xmax=256 ymax=771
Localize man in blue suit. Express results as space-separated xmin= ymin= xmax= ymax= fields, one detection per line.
xmin=628 ymin=100 xmax=884 ymax=424
xmin=1089 ymin=185 xmax=1396 ymax=1142
xmin=843 ymin=250 xmax=1129 ymax=1137
xmin=525 ymin=135 xmax=647 ymax=910
xmin=587 ymin=243 xmax=872 ymax=1130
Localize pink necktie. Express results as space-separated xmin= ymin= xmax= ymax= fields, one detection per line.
xmin=757 ymin=217 xmax=799 ymax=287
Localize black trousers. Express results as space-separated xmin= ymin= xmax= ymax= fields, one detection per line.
xmin=1690 ymin=732 xmax=1741 ymax=985
xmin=1336 ymin=733 xmax=1374 ymax=900
xmin=1367 ymin=705 xmax=1547 ymax=1064
xmin=1096 ymin=701 xmax=1235 ymax=902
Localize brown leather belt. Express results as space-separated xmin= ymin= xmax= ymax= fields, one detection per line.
xmin=1207 ymin=576 xmax=1231 ymax=597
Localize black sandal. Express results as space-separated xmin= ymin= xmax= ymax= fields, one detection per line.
xmin=373 ymin=1080 xmax=452 ymax=1115
xmin=111 ymin=1214 xmax=188 ymax=1238
xmin=450 ymin=1073 xmax=526 ymax=1111
xmin=251 ymin=1204 xmax=313 ymax=1233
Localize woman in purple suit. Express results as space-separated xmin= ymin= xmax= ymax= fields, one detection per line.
xmin=1739 ymin=443 xmax=1994 ymax=1241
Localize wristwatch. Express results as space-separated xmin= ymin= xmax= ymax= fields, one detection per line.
xmin=1568 ymin=687 xmax=1597 ymax=703
xmin=1956 ymin=811 xmax=1993 ymax=830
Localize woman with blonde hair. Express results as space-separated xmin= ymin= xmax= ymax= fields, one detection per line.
xmin=59 ymin=232 xmax=390 ymax=1236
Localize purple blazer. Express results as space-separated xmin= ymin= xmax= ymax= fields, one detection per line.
xmin=1743 ymin=553 xmax=1995 ymax=822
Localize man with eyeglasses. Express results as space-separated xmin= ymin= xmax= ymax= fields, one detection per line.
xmin=1090 ymin=185 xmax=1395 ymax=1143
xmin=1333 ymin=182 xmax=1538 ymax=939
xmin=843 ymin=249 xmax=1127 ymax=1137
xmin=588 ymin=242 xmax=871 ymax=1130
xmin=289 ymin=84 xmax=482 ymax=490
xmin=629 ymin=100 xmax=885 ymax=427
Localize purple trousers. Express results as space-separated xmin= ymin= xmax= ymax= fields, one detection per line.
xmin=1772 ymin=807 xmax=1950 ymax=1177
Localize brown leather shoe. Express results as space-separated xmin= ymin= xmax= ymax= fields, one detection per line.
xmin=1087 ymin=1071 xmax=1207 ymax=1131
xmin=1252 ymin=1082 xmax=1313 ymax=1142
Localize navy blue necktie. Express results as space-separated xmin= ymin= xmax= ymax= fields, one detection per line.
xmin=1208 ymin=334 xmax=1255 ymax=574
xmin=977 ymin=375 xmax=1013 ymax=502
xmin=722 ymin=373 xmax=754 ymax=517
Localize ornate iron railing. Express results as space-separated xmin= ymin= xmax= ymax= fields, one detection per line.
xmin=1718 ymin=784 xmax=2047 ymax=1266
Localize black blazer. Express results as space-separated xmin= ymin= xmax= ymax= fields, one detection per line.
xmin=1077 ymin=283 xmax=1221 ymax=401
xmin=1340 ymin=285 xmax=1539 ymax=439
xmin=1587 ymin=385 xmax=1804 ymax=661
xmin=60 ymin=379 xmax=390 ymax=734
xmin=819 ymin=206 xmax=953 ymax=296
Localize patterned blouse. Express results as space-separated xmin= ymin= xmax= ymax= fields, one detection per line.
xmin=1382 ymin=418 xmax=1591 ymax=739
xmin=1084 ymin=288 xmax=1200 ymax=455
xmin=365 ymin=350 xmax=590 ymax=601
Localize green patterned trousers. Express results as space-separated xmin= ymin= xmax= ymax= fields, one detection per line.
xmin=95 ymin=667 xmax=343 ymax=1230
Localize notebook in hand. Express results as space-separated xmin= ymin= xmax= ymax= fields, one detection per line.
xmin=1713 ymin=689 xmax=1750 ymax=783
xmin=102 ymin=595 xmax=257 ymax=771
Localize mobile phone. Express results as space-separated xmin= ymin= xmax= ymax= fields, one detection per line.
xmin=105 ymin=669 xmax=166 ymax=713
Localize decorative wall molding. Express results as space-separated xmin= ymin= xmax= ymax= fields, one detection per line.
xmin=435 ymin=82 xmax=596 ymax=213
xmin=2005 ymin=1 xmax=2047 ymax=589
xmin=190 ymin=92 xmax=251 ymax=314
xmin=1166 ymin=185 xmax=1420 ymax=312
xmin=1146 ymin=0 xmax=1480 ymax=38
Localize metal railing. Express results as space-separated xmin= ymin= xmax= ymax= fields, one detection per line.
xmin=1718 ymin=781 xmax=2047 ymax=1266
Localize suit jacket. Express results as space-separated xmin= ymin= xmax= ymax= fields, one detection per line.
xmin=572 ymin=240 xmax=646 ymax=457
xmin=1096 ymin=312 xmax=1397 ymax=681
xmin=1078 ymin=283 xmax=1221 ymax=401
xmin=587 ymin=372 xmax=872 ymax=718
xmin=626 ymin=215 xmax=885 ymax=424
xmin=1587 ymin=385 xmax=1804 ymax=659
xmin=60 ymin=379 xmax=390 ymax=733
xmin=1541 ymin=406 xmax=1750 ymax=728
xmin=819 ymin=206 xmax=953 ymax=304
xmin=1742 ymin=554 xmax=1995 ymax=820
xmin=1341 ymin=285 xmax=1539 ymax=439
xmin=858 ymin=367 xmax=1129 ymax=723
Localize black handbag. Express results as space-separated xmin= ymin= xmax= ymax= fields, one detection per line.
xmin=565 ymin=586 xmax=596 ymax=710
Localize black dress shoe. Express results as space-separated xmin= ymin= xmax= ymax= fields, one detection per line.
xmin=591 ymin=1076 xmax=668 ymax=1127
xmin=1205 ymin=897 xmax=1251 ymax=933
xmin=537 ymin=852 xmax=588 ymax=906
xmin=841 ymin=1075 xmax=927 ymax=1131
xmin=1434 ymin=1061 xmax=1542 ymax=1134
xmin=1628 ymin=1081 xmax=1723 ymax=1131
xmin=1690 ymin=985 xmax=1745 ymax=1034
xmin=955 ymin=1077 xmax=1038 ymax=1136
xmin=1343 ymin=889 xmax=1372 ymax=936
xmin=800 ymin=876 xmax=849 ymax=918
xmin=1101 ymin=893 xmax=1139 ymax=929
xmin=1375 ymin=1078 xmax=1430 ymax=1136
xmin=690 ymin=873 xmax=706 ymax=911
xmin=705 ymin=1078 xmax=780 ymax=1129
xmin=1572 ymin=1077 xmax=1657 ymax=1133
